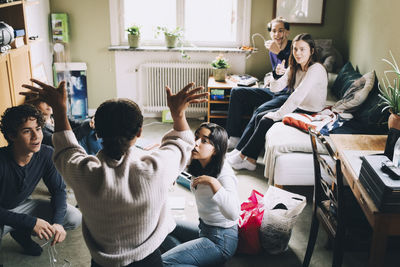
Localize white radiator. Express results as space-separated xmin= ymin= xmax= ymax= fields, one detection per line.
xmin=139 ymin=62 xmax=212 ymax=114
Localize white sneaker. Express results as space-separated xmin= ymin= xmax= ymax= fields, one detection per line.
xmin=226 ymin=149 xmax=240 ymax=158
xmin=227 ymin=137 xmax=240 ymax=150
xmin=230 ymin=156 xmax=257 ymax=171
xmin=227 ymin=152 xmax=243 ymax=165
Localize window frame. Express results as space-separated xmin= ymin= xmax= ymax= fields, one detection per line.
xmin=109 ymin=0 xmax=252 ymax=48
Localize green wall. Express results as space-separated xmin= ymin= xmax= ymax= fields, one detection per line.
xmin=49 ymin=0 xmax=352 ymax=107
xmin=247 ymin=0 xmax=347 ymax=79
xmin=50 ymin=0 xmax=115 ymax=110
xmin=344 ymin=0 xmax=400 ymax=81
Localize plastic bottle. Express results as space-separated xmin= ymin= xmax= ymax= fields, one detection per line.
xmin=392 ymin=137 xmax=400 ymax=167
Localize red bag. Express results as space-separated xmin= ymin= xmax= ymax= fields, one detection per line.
xmin=237 ymin=190 xmax=265 ymax=254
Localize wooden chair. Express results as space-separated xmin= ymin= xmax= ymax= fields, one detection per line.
xmin=303 ymin=128 xmax=345 ymax=267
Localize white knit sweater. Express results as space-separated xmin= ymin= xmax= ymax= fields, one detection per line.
xmin=52 ymin=129 xmax=194 ymax=267
xmin=268 ymin=63 xmax=328 ymax=121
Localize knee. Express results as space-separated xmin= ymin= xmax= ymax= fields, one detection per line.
xmin=230 ymin=87 xmax=246 ymax=98
xmin=63 ymin=204 xmax=82 ymax=230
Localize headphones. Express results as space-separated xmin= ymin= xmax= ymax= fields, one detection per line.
xmin=267 ymin=20 xmax=290 ymax=32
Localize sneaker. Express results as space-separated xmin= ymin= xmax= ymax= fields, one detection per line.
xmin=227 ymin=137 xmax=240 ymax=150
xmin=226 ymin=149 xmax=240 ymax=158
xmin=227 ymin=152 xmax=243 ymax=165
xmin=10 ymin=230 xmax=43 ymax=256
xmin=230 ymin=156 xmax=257 ymax=171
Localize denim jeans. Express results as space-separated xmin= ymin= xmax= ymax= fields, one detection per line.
xmin=0 ymin=198 xmax=82 ymax=246
xmin=226 ymin=86 xmax=289 ymax=138
xmin=161 ymin=219 xmax=238 ymax=267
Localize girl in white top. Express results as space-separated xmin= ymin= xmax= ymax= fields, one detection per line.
xmin=228 ymin=33 xmax=328 ymax=171
xmin=161 ymin=122 xmax=240 ymax=266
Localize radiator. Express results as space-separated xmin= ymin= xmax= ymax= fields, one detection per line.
xmin=139 ymin=62 xmax=212 ymax=114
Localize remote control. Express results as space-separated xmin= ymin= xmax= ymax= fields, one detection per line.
xmin=381 ymin=160 xmax=400 ymax=180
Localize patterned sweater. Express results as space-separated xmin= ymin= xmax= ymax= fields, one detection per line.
xmin=52 ymin=129 xmax=194 ymax=267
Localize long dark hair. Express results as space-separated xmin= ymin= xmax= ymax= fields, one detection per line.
xmin=188 ymin=122 xmax=228 ymax=178
xmin=94 ymin=98 xmax=143 ymax=160
xmin=287 ymin=33 xmax=319 ymax=91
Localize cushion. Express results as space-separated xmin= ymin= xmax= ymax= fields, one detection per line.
xmin=332 ymin=71 xmax=375 ymax=113
xmin=352 ymin=74 xmax=390 ymax=134
xmin=315 ymin=39 xmax=343 ymax=73
xmin=331 ymin=62 xmax=362 ymax=99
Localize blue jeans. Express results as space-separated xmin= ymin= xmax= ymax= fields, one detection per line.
xmin=161 ymin=219 xmax=238 ymax=267
xmin=226 ymin=87 xmax=289 ymax=138
xmin=0 ymin=198 xmax=82 ymax=245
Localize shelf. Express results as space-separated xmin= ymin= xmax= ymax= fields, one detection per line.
xmin=209 ymin=100 xmax=229 ymax=104
xmin=0 ymin=1 xmax=23 ymax=8
xmin=209 ymin=114 xmax=228 ymax=119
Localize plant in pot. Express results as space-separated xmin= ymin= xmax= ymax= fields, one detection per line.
xmin=211 ymin=54 xmax=230 ymax=82
xmin=155 ymin=26 xmax=189 ymax=59
xmin=126 ymin=25 xmax=140 ymax=48
xmin=378 ymin=51 xmax=400 ymax=129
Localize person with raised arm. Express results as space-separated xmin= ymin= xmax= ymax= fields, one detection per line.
xmin=21 ymin=79 xmax=208 ymax=267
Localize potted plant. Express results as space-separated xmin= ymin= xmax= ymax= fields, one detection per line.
xmin=156 ymin=26 xmax=184 ymax=48
xmin=211 ymin=54 xmax=230 ymax=82
xmin=378 ymin=51 xmax=400 ymax=129
xmin=126 ymin=25 xmax=140 ymax=48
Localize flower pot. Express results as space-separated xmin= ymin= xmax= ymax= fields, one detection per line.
xmin=388 ymin=112 xmax=400 ymax=130
xmin=165 ymin=35 xmax=177 ymax=48
xmin=213 ymin=68 xmax=227 ymax=82
xmin=128 ymin=34 xmax=140 ymax=48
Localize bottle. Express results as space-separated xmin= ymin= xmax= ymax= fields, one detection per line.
xmin=392 ymin=137 xmax=400 ymax=167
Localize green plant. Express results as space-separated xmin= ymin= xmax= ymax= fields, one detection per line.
xmin=378 ymin=51 xmax=400 ymax=115
xmin=155 ymin=26 xmax=190 ymax=59
xmin=126 ymin=25 xmax=140 ymax=36
xmin=155 ymin=26 xmax=183 ymax=38
xmin=211 ymin=54 xmax=230 ymax=69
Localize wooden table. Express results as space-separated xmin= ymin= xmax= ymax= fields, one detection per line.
xmin=330 ymin=134 xmax=400 ymax=267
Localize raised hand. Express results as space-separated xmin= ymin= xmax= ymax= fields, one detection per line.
xmin=22 ymin=79 xmax=71 ymax=132
xmin=33 ymin=218 xmax=55 ymax=241
xmin=264 ymin=40 xmax=280 ymax=54
xmin=21 ymin=79 xmax=67 ymax=113
xmin=166 ymin=83 xmax=208 ymax=131
xmin=275 ymin=59 xmax=286 ymax=76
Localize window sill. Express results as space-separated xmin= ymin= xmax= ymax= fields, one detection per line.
xmin=108 ymin=45 xmax=255 ymax=54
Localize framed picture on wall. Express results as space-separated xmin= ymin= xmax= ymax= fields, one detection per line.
xmin=273 ymin=0 xmax=326 ymax=25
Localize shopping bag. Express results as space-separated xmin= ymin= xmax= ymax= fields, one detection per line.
xmin=237 ymin=190 xmax=265 ymax=254
xmin=260 ymin=186 xmax=306 ymax=254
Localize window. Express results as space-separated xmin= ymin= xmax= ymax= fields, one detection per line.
xmin=110 ymin=0 xmax=251 ymax=48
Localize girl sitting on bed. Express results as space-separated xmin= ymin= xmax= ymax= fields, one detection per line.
xmin=227 ymin=33 xmax=328 ymax=171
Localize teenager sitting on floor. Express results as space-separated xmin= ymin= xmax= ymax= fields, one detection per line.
xmin=0 ymin=104 xmax=81 ymax=256
xmin=161 ymin=122 xmax=239 ymax=266
xmin=227 ymin=33 xmax=328 ymax=171
xmin=21 ymin=79 xmax=207 ymax=267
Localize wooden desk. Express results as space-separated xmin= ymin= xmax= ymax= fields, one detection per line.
xmin=330 ymin=134 xmax=400 ymax=267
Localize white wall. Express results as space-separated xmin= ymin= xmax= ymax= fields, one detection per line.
xmin=25 ymin=0 xmax=53 ymax=84
xmin=114 ymin=50 xmax=247 ymax=111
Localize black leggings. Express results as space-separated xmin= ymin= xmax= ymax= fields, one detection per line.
xmin=91 ymin=249 xmax=163 ymax=267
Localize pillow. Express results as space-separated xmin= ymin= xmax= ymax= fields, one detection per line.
xmin=331 ymin=62 xmax=362 ymax=99
xmin=352 ymin=74 xmax=390 ymax=134
xmin=314 ymin=39 xmax=343 ymax=73
xmin=332 ymin=71 xmax=375 ymax=113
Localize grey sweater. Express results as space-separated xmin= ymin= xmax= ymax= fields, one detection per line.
xmin=52 ymin=129 xmax=194 ymax=267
